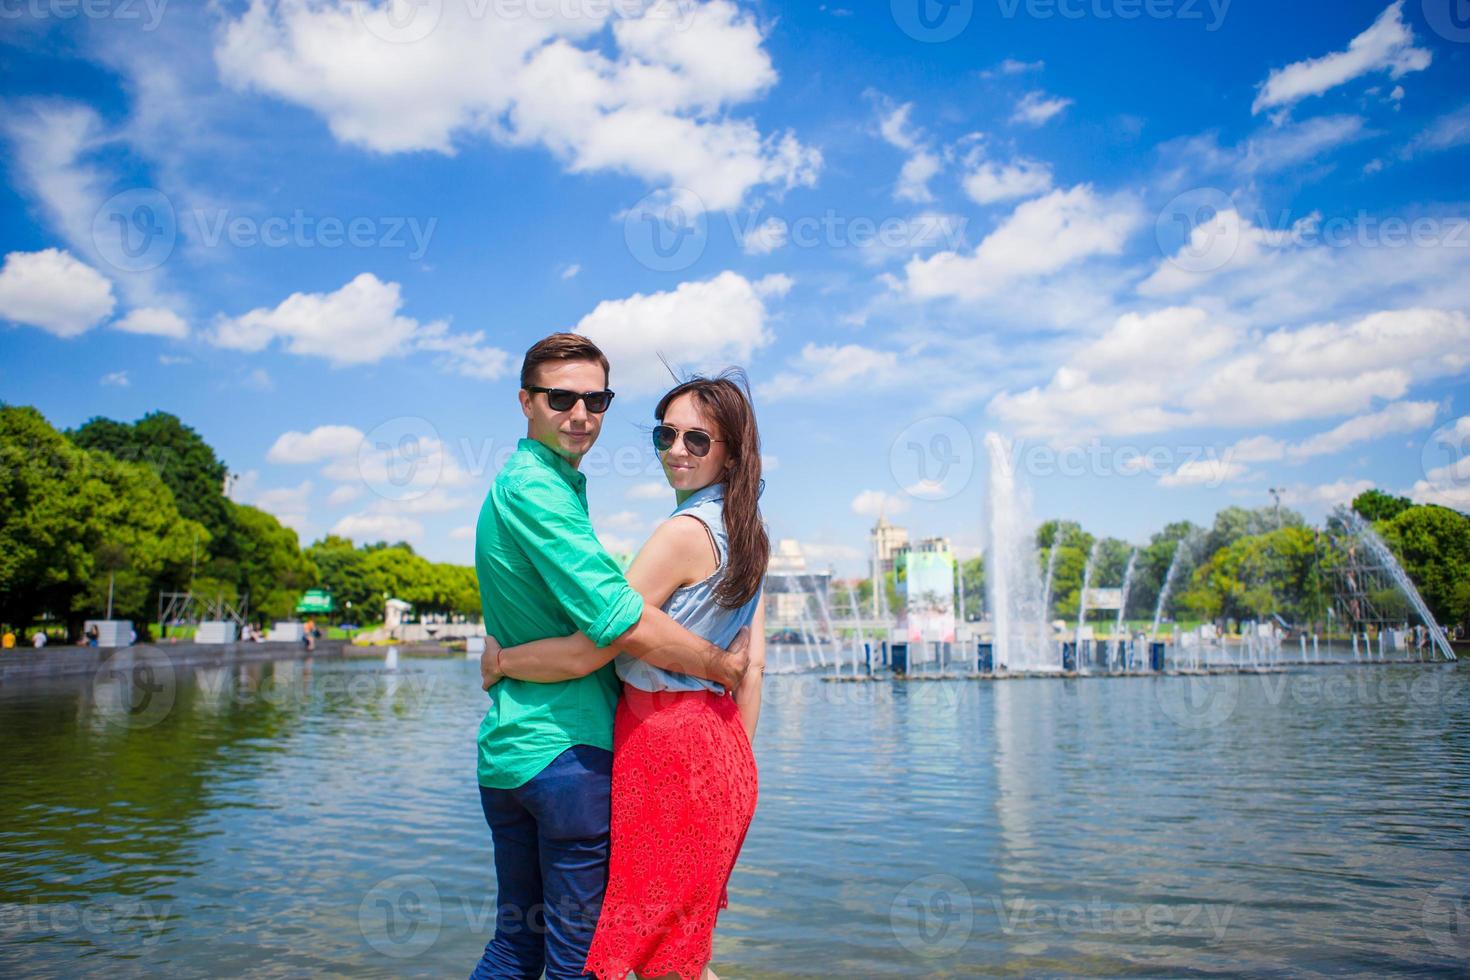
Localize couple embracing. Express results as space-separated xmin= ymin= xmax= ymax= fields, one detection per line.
xmin=472 ymin=333 xmax=768 ymax=980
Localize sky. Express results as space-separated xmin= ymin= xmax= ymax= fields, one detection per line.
xmin=1 ymin=0 xmax=1468 ymax=576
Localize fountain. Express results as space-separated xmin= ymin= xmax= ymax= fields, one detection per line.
xmin=1112 ymin=548 xmax=1138 ymax=669
xmin=984 ymin=433 xmax=1058 ymax=671
xmin=1340 ymin=510 xmax=1456 ymax=661
xmin=385 ymin=645 xmax=399 ymax=671
xmin=1150 ymin=534 xmax=1194 ymax=641
xmin=1075 ymin=538 xmax=1102 ymax=669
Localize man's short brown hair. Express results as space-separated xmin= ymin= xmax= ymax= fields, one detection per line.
xmin=519 ymin=333 xmax=610 ymax=389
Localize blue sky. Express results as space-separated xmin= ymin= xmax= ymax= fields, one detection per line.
xmin=1 ymin=0 xmax=1468 ymax=575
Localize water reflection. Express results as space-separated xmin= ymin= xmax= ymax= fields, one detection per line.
xmin=2 ymin=660 xmax=1467 ymax=976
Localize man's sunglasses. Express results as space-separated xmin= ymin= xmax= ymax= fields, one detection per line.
xmin=523 ymin=386 xmax=615 ymax=413
xmin=652 ymin=423 xmax=724 ymax=458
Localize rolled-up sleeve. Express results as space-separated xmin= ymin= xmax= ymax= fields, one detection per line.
xmin=497 ymin=473 xmax=645 ymax=647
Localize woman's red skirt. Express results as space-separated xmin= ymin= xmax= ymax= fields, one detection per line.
xmin=583 ymin=685 xmax=758 ymax=980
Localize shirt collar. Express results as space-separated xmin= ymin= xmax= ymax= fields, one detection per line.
xmin=518 ymin=437 xmax=586 ymax=492
xmin=674 ymin=481 xmax=725 ymax=513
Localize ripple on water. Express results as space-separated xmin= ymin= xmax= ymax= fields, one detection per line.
xmin=2 ymin=661 xmax=1468 ymax=977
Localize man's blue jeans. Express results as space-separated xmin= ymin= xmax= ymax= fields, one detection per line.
xmin=470 ymin=745 xmax=612 ymax=980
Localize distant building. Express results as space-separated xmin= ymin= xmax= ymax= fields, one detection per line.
xmin=870 ymin=516 xmax=909 ymax=573
xmin=764 ymin=538 xmax=833 ymax=629
xmin=895 ymin=536 xmax=952 ymax=562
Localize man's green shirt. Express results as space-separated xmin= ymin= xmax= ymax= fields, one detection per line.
xmin=475 ymin=438 xmax=644 ymax=789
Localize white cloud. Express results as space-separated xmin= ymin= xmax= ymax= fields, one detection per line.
xmin=991 ymin=307 xmax=1470 ymax=439
xmin=903 ymin=186 xmax=1141 ymax=302
xmin=1286 ymin=400 xmax=1437 ymax=459
xmin=213 ymin=273 xmax=431 ymax=365
xmin=574 ymin=270 xmax=781 ymax=393
xmin=250 ymin=479 xmax=313 ymax=532
xmin=2 ymin=102 xmax=178 ymax=311
xmin=560 ymin=263 xmax=581 ymax=280
xmin=1011 ymin=91 xmax=1072 ymax=126
xmin=0 ymin=249 xmax=116 ymax=338
xmin=114 ymin=307 xmax=188 ymax=339
xmin=876 ymin=101 xmax=941 ymax=203
xmin=331 ymin=512 xmax=424 ymax=543
xmin=1159 ymin=458 xmax=1251 ymax=488
xmin=758 ymin=343 xmax=900 ymax=401
xmin=983 ymin=58 xmax=1044 ymax=78
xmin=326 ymin=484 xmax=362 ymax=507
xmin=740 ymin=216 xmax=788 ymax=255
xmin=627 ymin=480 xmax=669 ymax=500
xmin=962 ymin=156 xmax=1053 ymax=205
xmin=598 ymin=510 xmax=650 ymax=532
xmin=851 ymin=490 xmax=908 ymax=518
xmin=1277 ymin=478 xmax=1378 ymax=508
xmin=598 ymin=532 xmax=639 ymax=555
xmin=101 ymin=371 xmax=130 ymax=387
xmin=450 ymin=524 xmax=475 ymax=541
xmin=215 ymin=0 xmax=818 ymax=211
xmin=268 ymin=424 xmax=366 ymax=464
xmin=413 ymin=322 xmax=514 ymax=380
xmin=1252 ymin=2 xmax=1430 ymax=114
xmin=1407 ymin=103 xmax=1470 ymax=156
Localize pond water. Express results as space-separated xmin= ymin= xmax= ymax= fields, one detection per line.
xmin=2 ymin=655 xmax=1467 ymax=976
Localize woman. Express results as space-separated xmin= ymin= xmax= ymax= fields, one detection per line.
xmin=486 ymin=372 xmax=768 ymax=980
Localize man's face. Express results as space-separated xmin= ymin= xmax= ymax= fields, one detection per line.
xmin=519 ymin=359 xmax=609 ymax=464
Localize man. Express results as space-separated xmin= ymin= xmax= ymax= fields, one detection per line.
xmin=470 ymin=333 xmax=748 ymax=980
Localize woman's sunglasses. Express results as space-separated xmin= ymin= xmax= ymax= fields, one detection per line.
xmin=523 ymin=386 xmax=615 ymax=413
xmin=652 ymin=423 xmax=724 ymax=458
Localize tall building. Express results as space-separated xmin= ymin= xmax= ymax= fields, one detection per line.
xmin=870 ymin=516 xmax=909 ymax=573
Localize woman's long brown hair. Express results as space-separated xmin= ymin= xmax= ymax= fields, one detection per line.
xmin=654 ymin=371 xmax=769 ymax=608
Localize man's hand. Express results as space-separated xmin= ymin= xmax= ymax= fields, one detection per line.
xmin=480 ymin=635 xmax=504 ymax=692
xmin=714 ymin=627 xmax=751 ymax=690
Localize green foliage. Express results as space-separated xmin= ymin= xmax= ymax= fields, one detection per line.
xmin=1351 ymin=489 xmax=1414 ymax=524
xmin=70 ymin=411 xmax=231 ymax=542
xmin=0 ymin=406 xmax=206 ymax=629
xmin=1181 ymin=526 xmax=1325 ymax=626
xmin=1378 ymin=504 xmax=1470 ymax=629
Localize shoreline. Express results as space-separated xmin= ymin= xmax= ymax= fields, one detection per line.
xmin=0 ymin=639 xmax=351 ymax=684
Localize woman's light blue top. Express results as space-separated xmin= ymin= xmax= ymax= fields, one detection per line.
xmin=616 ymin=482 xmax=762 ymax=694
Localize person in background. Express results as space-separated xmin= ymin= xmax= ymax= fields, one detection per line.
xmin=1 ymin=629 xmax=14 ymax=650
xmin=32 ymin=630 xmax=47 ymax=648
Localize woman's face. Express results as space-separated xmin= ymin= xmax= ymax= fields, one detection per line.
xmin=658 ymin=392 xmax=730 ymax=494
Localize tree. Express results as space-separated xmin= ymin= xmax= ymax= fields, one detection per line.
xmin=223 ymin=502 xmax=319 ymax=623
xmin=1379 ymin=504 xmax=1470 ymax=630
xmin=70 ymin=411 xmax=231 ymax=543
xmin=0 ymin=406 xmax=204 ymax=633
xmin=1129 ymin=521 xmax=1203 ymax=626
xmin=1352 ymin=489 xmax=1413 ymax=524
